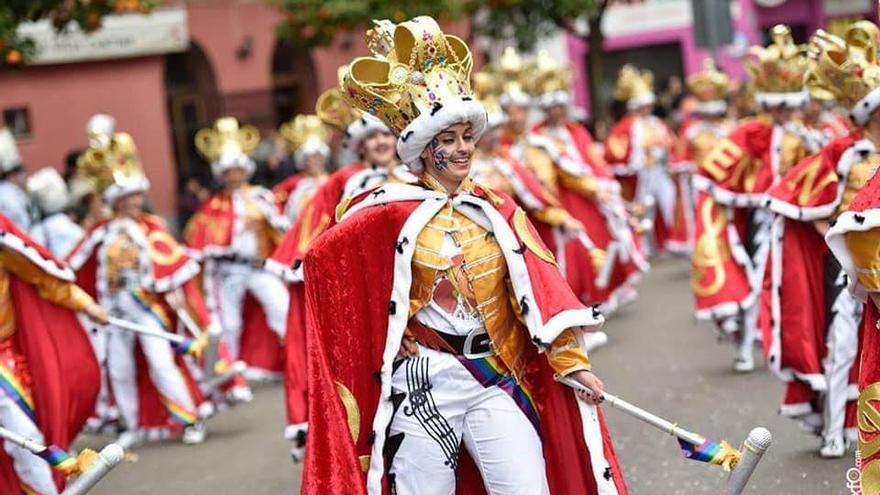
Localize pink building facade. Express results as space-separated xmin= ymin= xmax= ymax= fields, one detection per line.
xmin=0 ymin=1 xmax=472 ymax=220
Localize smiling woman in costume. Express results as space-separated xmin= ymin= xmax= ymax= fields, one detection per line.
xmin=301 ymin=16 xmax=628 ymax=495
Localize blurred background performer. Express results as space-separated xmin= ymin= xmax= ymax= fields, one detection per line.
xmin=685 ymin=60 xmax=753 ymax=348
xmin=273 ymin=115 xmax=330 ymax=222
xmin=303 ymin=16 xmax=628 ymax=495
xmin=27 ymin=167 xmax=84 ymax=259
xmin=529 ymin=51 xmax=647 ymax=312
xmin=605 ymin=65 xmax=677 ymax=256
xmin=770 ymin=22 xmax=880 ymax=458
xmin=0 ymin=214 xmax=106 ymax=495
xmin=0 ymin=127 xmax=33 ymax=230
xmin=68 ymin=133 xmax=209 ymax=447
xmin=185 ymin=117 xmax=290 ymax=380
xmin=699 ymin=25 xmax=811 ymax=374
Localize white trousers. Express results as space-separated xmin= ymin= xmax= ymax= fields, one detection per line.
xmin=208 ymin=263 xmax=289 ymax=359
xmin=107 ymin=291 xmax=197 ymax=430
xmin=0 ymin=390 xmax=57 ymax=495
xmin=822 ymin=273 xmax=862 ymax=441
xmin=388 ymin=348 xmax=549 ymax=495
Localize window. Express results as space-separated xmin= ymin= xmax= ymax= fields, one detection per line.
xmin=3 ymin=107 xmax=31 ymax=139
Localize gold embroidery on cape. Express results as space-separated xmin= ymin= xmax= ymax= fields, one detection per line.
xmin=513 ymin=208 xmax=557 ymax=265
xmin=607 ymin=134 xmax=629 ymax=160
xmin=778 ymin=133 xmax=807 ymax=176
xmin=298 ymin=204 xmax=331 ymax=253
xmin=148 ymin=230 xmax=185 ymax=267
xmin=692 ymin=198 xmax=729 ymax=297
xmin=335 ymin=381 xmax=361 ymax=443
xmin=784 ymin=156 xmax=837 ymax=206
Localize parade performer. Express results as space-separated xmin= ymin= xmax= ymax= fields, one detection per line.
xmin=605 ymin=65 xmax=677 ymax=255
xmin=525 ymin=52 xmax=647 ymax=311
xmin=770 ymin=22 xmax=880 ymax=458
xmin=69 ymin=132 xmax=209 ymax=447
xmin=273 ymin=115 xmax=330 ymax=222
xmin=685 ymin=61 xmax=750 ymax=333
xmin=699 ymin=25 xmax=811 ymax=373
xmin=27 ymin=167 xmax=84 ymax=259
xmin=0 ymin=128 xmax=33 ymax=230
xmin=184 ymin=117 xmax=290 ymax=379
xmin=267 ymin=59 xmax=404 ymax=461
xmin=0 ymin=213 xmax=105 ymax=495
xmin=302 ymin=16 xmax=628 ymax=494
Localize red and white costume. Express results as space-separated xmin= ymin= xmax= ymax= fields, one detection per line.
xmin=0 ymin=215 xmax=100 ymax=495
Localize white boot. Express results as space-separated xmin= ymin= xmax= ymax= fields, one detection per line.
xmin=182 ymin=422 xmax=207 ymax=445
xmin=819 ymin=434 xmax=847 ymax=458
xmin=583 ymin=331 xmax=609 ymax=353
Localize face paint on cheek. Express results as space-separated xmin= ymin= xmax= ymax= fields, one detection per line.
xmin=429 ymin=138 xmax=450 ymax=171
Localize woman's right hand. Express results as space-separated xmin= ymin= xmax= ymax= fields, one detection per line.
xmin=397 ymin=335 xmax=420 ymax=359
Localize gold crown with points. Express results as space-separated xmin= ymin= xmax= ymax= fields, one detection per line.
xmin=76 ymin=132 xmax=144 ymax=194
xmin=279 ymin=114 xmax=330 ymax=155
xmin=342 ymin=16 xmax=474 ymax=136
xmin=746 ymin=24 xmax=810 ymax=97
xmin=806 ymin=21 xmax=880 ymax=123
xmin=473 ymin=69 xmax=505 ymax=127
xmin=614 ymin=64 xmax=655 ymax=105
xmin=531 ymin=50 xmax=571 ymax=94
xmin=194 ymin=117 xmax=260 ymax=164
xmin=687 ymin=58 xmax=730 ymax=103
xmin=316 ymin=68 xmax=362 ymax=131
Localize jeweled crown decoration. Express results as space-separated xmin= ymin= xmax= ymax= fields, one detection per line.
xmin=76 ymin=132 xmax=144 ymax=194
xmin=614 ymin=64 xmax=655 ymax=102
xmin=806 ymin=21 xmax=880 ymax=110
xmin=530 ymin=49 xmax=572 ymax=96
xmin=194 ymin=117 xmax=260 ymax=164
xmin=280 ymin=114 xmax=330 ymax=154
xmin=342 ymin=16 xmax=474 ymax=135
xmin=316 ymin=67 xmax=362 ymax=131
xmin=746 ymin=24 xmax=810 ymax=94
xmin=686 ymin=58 xmax=730 ymax=103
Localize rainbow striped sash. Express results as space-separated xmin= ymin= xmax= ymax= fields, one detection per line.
xmin=0 ymin=360 xmax=35 ymax=423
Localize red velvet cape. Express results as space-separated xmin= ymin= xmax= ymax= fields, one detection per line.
xmin=0 ymin=217 xmax=100 ymax=492
xmin=301 ymin=186 xmax=627 ymax=495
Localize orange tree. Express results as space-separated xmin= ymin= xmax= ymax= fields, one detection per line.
xmin=275 ymin=0 xmax=611 ymax=120
xmin=0 ymin=0 xmax=159 ymax=69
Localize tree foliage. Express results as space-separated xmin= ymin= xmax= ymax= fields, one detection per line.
xmin=0 ymin=0 xmax=159 ymax=68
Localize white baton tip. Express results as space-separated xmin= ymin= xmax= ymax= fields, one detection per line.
xmin=745 ymin=427 xmax=772 ymax=452
xmin=100 ymin=443 xmax=125 ymax=465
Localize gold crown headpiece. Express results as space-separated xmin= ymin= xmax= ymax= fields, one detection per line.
xmin=75 ymin=132 xmax=144 ymax=194
xmin=342 ymin=16 xmax=475 ymax=136
xmin=614 ymin=64 xmax=655 ymax=109
xmin=807 ymin=21 xmax=880 ymax=124
xmin=343 ymin=16 xmax=486 ymax=165
xmin=746 ymin=25 xmax=810 ymax=105
xmin=473 ymin=69 xmax=505 ymax=127
xmin=279 ymin=114 xmax=330 ymax=155
xmin=194 ymin=117 xmax=260 ymax=164
xmin=687 ymin=58 xmax=730 ymax=103
xmin=483 ymin=47 xmax=532 ymax=107
xmin=316 ymin=67 xmax=363 ymax=131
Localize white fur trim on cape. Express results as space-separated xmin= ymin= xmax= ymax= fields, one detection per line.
xmin=396 ymin=98 xmax=488 ymax=168
xmin=349 ymin=183 xmax=604 ymax=493
xmin=69 ymin=218 xmax=200 ymax=294
xmin=850 ymin=87 xmax=880 ymax=126
xmin=692 ymin=175 xmax=763 ymax=207
xmin=765 ymin=138 xmax=874 ymax=221
xmin=0 ymin=228 xmax=74 ymax=281
xmin=626 ymin=92 xmax=656 ymax=111
xmin=827 ymin=207 xmax=880 ymax=301
xmin=755 ymin=91 xmax=808 ymax=109
xmin=694 ymin=100 xmax=728 ymax=116
xmin=344 ymin=114 xmax=389 ymax=154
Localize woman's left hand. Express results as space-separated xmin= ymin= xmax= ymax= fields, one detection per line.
xmin=568 ymin=369 xmax=604 ymax=405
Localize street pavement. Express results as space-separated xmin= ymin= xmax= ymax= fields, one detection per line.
xmin=78 ymin=257 xmax=857 ymax=494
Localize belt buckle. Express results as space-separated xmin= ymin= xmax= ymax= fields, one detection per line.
xmin=463 ymin=328 xmax=494 ymax=360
